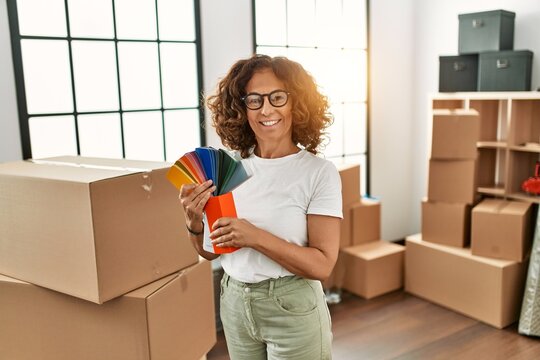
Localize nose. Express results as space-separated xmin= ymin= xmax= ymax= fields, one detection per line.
xmin=260 ymin=96 xmax=274 ymax=116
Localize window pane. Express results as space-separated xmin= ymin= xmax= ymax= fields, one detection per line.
xmin=255 ymin=0 xmax=286 ymax=46
xmin=29 ymin=115 xmax=77 ymax=158
xmin=323 ymin=103 xmax=343 ymax=158
xmin=72 ymin=40 xmax=119 ymax=112
xmin=17 ymin=0 xmax=66 ymax=36
xmin=160 ymin=43 xmax=198 ymax=108
xmin=343 ymin=102 xmax=366 ymax=155
xmin=342 ymin=0 xmax=367 ymax=48
xmin=158 ymin=0 xmax=195 ymax=41
xmin=287 ymin=0 xmax=316 ymax=47
xmin=67 ymin=0 xmax=114 ymax=38
xmin=123 ymin=111 xmax=164 ymax=161
xmin=315 ymin=0 xmax=342 ymax=48
xmin=164 ymin=109 xmax=201 ymax=161
xmin=21 ymin=39 xmax=73 ymax=114
xmin=78 ymin=113 xmax=123 ymax=158
xmin=256 ymin=46 xmax=288 ymax=58
xmin=286 ymin=47 xmax=318 ymax=79
xmin=340 ymin=49 xmax=367 ymax=102
xmin=114 ymin=0 xmax=157 ymax=40
xmin=117 ymin=42 xmax=161 ymax=110
xmin=306 ymin=48 xmax=340 ymax=100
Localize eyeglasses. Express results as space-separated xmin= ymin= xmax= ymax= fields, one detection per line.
xmin=241 ymin=90 xmax=290 ymax=110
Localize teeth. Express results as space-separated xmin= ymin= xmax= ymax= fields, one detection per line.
xmin=261 ymin=120 xmax=279 ymax=126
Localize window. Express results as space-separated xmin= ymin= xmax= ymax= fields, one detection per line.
xmin=8 ymin=0 xmax=204 ymax=162
xmin=253 ymin=0 xmax=369 ymax=194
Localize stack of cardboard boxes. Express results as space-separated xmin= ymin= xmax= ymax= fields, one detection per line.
xmin=325 ymin=163 xmax=405 ymax=300
xmin=0 ymin=156 xmax=216 ymax=360
xmin=407 ymin=109 xmax=533 ymax=329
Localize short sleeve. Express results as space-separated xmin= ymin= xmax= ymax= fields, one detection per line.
xmin=307 ymin=161 xmax=343 ymax=218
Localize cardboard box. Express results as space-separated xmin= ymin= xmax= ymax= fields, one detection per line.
xmin=341 ymin=241 xmax=405 ymax=299
xmin=421 ymin=200 xmax=471 ymax=248
xmin=431 ymin=109 xmax=480 ymax=159
xmin=351 ymin=198 xmax=381 ymax=246
xmin=405 ymin=234 xmax=527 ymax=329
xmin=336 ymin=163 xmax=361 ymax=207
xmin=0 ymin=260 xmax=216 ymax=360
xmin=0 ymin=156 xmax=199 ymax=303
xmin=428 ymin=159 xmax=478 ymax=204
xmin=471 ymin=199 xmax=533 ymax=262
xmin=338 ymin=201 xmax=359 ymax=248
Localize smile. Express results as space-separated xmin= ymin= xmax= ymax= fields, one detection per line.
xmin=260 ymin=119 xmax=280 ymax=127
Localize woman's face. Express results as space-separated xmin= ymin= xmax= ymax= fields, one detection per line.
xmin=244 ymin=68 xmax=293 ymax=148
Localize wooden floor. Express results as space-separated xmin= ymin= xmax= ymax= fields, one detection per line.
xmin=207 ymin=290 xmax=540 ymax=359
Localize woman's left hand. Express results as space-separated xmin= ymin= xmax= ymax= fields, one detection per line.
xmin=209 ymin=217 xmax=260 ymax=249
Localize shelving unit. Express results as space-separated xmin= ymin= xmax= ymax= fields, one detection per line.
xmin=431 ymin=92 xmax=540 ymax=204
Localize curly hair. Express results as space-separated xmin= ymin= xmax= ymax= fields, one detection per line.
xmin=206 ymin=54 xmax=333 ymax=158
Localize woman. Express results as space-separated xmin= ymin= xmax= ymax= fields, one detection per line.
xmin=179 ymin=54 xmax=342 ymax=360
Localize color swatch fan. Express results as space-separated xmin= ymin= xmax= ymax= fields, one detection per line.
xmin=167 ymin=147 xmax=251 ymax=254
xmin=166 ymin=147 xmax=250 ymax=195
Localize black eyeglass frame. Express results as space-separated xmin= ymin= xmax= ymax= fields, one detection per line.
xmin=241 ymin=89 xmax=290 ymax=110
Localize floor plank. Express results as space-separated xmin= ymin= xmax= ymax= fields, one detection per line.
xmin=206 ymin=290 xmax=540 ymax=359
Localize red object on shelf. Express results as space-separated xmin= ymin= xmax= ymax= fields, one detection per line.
xmin=521 ymin=161 xmax=540 ymax=195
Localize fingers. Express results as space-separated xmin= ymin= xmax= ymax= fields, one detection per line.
xmin=210 ymin=217 xmax=232 ymax=232
xmin=180 ymin=180 xmax=213 ymax=202
xmin=210 ymin=229 xmax=235 ymax=248
xmin=179 ymin=180 xmax=215 ymax=224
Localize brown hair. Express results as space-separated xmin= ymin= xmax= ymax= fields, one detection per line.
xmin=206 ymin=54 xmax=333 ymax=158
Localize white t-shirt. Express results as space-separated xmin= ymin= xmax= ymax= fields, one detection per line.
xmin=219 ymin=149 xmax=343 ymax=283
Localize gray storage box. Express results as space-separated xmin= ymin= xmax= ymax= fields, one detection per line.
xmin=439 ymin=55 xmax=478 ymax=92
xmin=458 ymin=10 xmax=515 ymax=54
xmin=478 ymin=50 xmax=533 ymax=91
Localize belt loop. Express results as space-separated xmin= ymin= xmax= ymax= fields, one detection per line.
xmin=268 ymin=279 xmax=275 ymax=296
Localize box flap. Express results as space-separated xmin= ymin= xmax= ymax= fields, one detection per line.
xmin=473 ymin=198 xmax=531 ymax=216
xmin=0 ymin=160 xmax=137 ymax=183
xmin=0 ymin=274 xmax=27 ymax=284
xmin=344 ymin=241 xmax=404 ymax=260
xmin=123 ymin=273 xmax=178 ymax=299
xmin=407 ymin=233 xmax=517 ymax=268
xmin=43 ymin=156 xmax=170 ymax=171
xmin=501 ymin=201 xmax=532 ymax=216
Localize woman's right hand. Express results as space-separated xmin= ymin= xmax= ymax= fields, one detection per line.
xmin=179 ymin=180 xmax=216 ymax=233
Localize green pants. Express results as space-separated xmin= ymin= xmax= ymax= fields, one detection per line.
xmin=220 ymin=273 xmax=333 ymax=360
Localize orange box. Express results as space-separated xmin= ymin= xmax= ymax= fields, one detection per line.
xmin=471 ymin=199 xmax=533 ymax=262
xmin=341 ymin=241 xmax=405 ymax=299
xmin=0 ymin=260 xmax=216 ymax=360
xmin=205 ymin=192 xmax=239 ymax=254
xmin=422 ymin=200 xmax=471 ymax=248
xmin=406 ymin=234 xmax=527 ymax=329
xmin=351 ymin=198 xmax=381 ymax=246
xmin=0 ymin=156 xmax=198 ymax=304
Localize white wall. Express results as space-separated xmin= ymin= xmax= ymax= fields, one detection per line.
xmin=369 ymin=0 xmax=416 ymax=240
xmin=0 ymin=1 xmax=22 ymax=162
xmin=410 ymin=0 xmax=540 ymax=238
